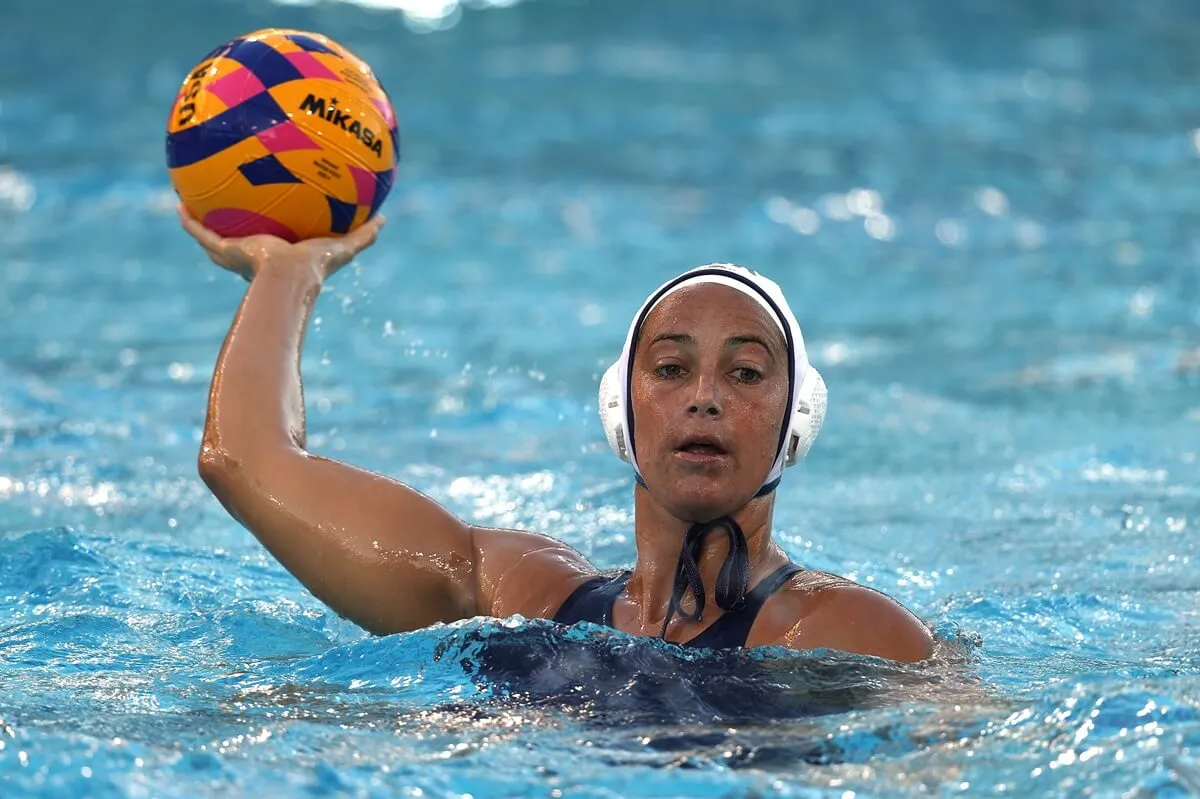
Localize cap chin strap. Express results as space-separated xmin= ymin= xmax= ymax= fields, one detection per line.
xmin=659 ymin=515 xmax=750 ymax=641
xmin=632 ymin=472 xmax=780 ymax=498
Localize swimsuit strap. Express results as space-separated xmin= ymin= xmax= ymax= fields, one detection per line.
xmin=552 ymin=570 xmax=631 ymax=627
xmin=553 ymin=562 xmax=804 ymax=649
xmin=682 ymin=562 xmax=805 ymax=649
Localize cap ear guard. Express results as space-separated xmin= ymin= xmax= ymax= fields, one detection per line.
xmin=785 ymin=365 xmax=827 ymax=465
xmin=598 ymin=362 xmax=630 ymax=463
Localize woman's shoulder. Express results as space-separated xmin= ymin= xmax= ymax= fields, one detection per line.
xmin=757 ymin=569 xmax=935 ymax=663
xmin=468 ymin=525 xmax=600 ymax=619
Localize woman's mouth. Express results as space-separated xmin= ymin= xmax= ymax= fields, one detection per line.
xmin=675 ymin=437 xmax=729 ymax=463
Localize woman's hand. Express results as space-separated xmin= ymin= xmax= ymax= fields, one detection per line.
xmin=178 ymin=204 xmax=386 ymax=282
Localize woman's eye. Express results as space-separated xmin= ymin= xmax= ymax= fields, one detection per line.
xmin=655 ymin=364 xmax=685 ymax=379
xmin=733 ymin=367 xmax=763 ymax=383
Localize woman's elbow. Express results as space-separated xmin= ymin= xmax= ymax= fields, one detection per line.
xmin=197 ymin=442 xmax=256 ymax=496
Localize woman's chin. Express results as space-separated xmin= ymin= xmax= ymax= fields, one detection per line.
xmin=657 ymin=483 xmax=748 ymax=525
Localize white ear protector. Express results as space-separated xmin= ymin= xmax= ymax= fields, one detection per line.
xmin=784 ymin=364 xmax=827 ymax=464
xmin=598 ymin=362 xmax=629 ymax=462
xmin=598 ymin=360 xmax=827 ymax=467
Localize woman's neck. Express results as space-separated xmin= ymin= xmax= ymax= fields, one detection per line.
xmin=626 ymin=486 xmax=786 ymax=632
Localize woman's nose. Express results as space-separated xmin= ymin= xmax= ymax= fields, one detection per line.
xmin=687 ymin=374 xmax=722 ymax=416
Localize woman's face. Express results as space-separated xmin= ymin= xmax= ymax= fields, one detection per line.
xmin=629 ymin=283 xmax=791 ymax=522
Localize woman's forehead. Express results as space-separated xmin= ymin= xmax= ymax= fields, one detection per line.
xmin=639 ymin=283 xmax=785 ymax=342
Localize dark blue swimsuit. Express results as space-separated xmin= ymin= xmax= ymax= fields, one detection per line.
xmin=553 ymin=562 xmax=804 ymax=649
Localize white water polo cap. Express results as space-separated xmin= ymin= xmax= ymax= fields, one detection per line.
xmin=598 ymin=263 xmax=827 ymax=496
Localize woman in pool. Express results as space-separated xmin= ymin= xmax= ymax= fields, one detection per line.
xmin=181 ymin=208 xmax=933 ymax=663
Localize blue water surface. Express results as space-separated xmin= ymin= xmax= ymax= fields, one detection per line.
xmin=2 ymin=0 xmax=1200 ymax=796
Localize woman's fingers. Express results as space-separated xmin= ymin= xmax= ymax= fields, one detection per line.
xmin=178 ymin=205 xmax=225 ymax=251
xmin=353 ymin=215 xmax=386 ymax=252
xmin=178 ymin=204 xmax=264 ymax=275
xmin=178 ymin=205 xmax=238 ymax=268
xmin=318 ymin=215 xmax=386 ymax=272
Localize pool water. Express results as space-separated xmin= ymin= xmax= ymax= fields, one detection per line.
xmin=2 ymin=0 xmax=1200 ymax=796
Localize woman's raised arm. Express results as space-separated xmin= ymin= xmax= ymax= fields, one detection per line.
xmin=183 ymin=208 xmax=591 ymax=635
